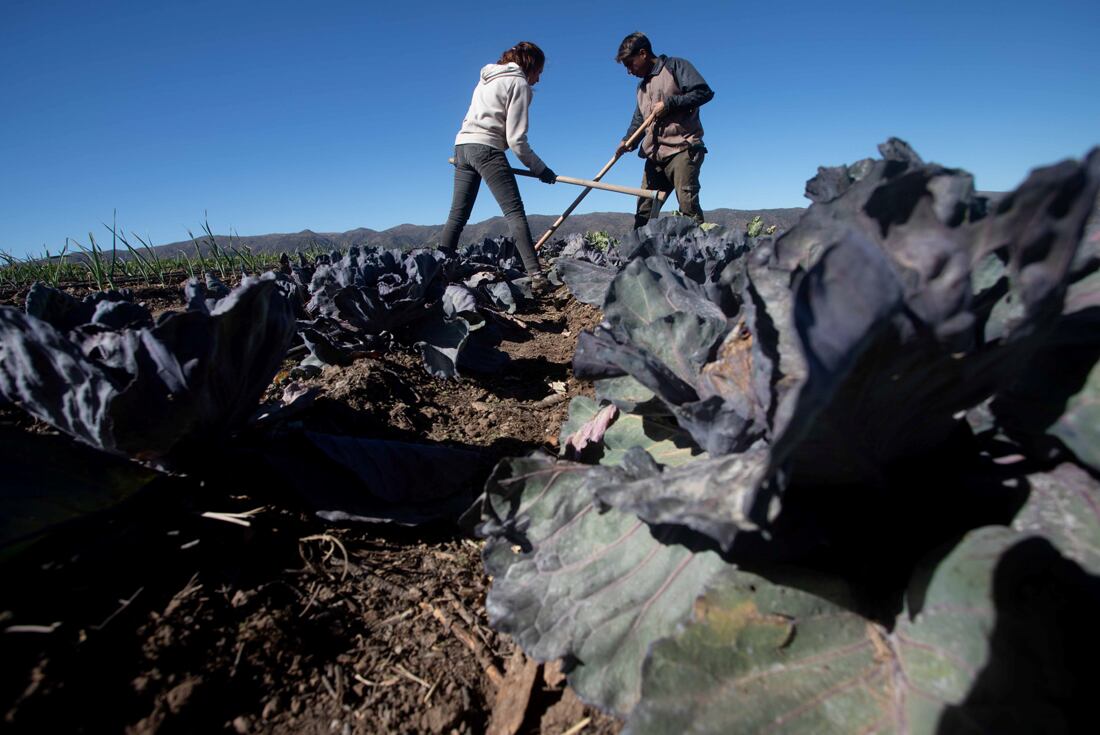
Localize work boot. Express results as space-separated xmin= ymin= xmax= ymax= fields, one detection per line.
xmin=529 ymin=272 xmax=551 ymax=297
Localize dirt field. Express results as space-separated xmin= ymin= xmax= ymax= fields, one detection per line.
xmin=0 ymin=283 xmax=622 ymax=735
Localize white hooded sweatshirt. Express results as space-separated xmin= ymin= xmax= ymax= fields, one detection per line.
xmin=454 ymin=62 xmax=547 ymax=175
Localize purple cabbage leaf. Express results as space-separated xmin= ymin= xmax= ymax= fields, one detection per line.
xmin=0 ymin=273 xmax=296 ymax=459
xmin=0 ymin=426 xmax=164 ymax=555
xmin=627 ymin=522 xmax=1099 ymax=734
xmin=301 ymin=245 xmax=508 ymax=377
xmin=478 ymin=141 xmax=1100 ymax=727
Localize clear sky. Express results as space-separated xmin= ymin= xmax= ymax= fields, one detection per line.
xmin=2 ymin=0 xmax=1097 ymax=259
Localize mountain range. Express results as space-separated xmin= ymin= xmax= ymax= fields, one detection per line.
xmin=151 ymin=208 xmax=808 ymax=257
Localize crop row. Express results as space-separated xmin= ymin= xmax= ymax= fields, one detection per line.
xmin=0 ymin=216 xmax=329 ymax=292
xmin=2 ymin=137 xmax=1098 ymax=733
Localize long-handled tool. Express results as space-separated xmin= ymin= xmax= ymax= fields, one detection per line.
xmin=533 ymin=108 xmax=661 ymax=250
xmin=446 ymin=158 xmax=666 ymax=201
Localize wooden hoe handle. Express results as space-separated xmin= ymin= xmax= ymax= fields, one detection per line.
xmin=533 ymin=109 xmax=662 ymax=250
xmin=445 ymin=158 xmax=665 ymax=200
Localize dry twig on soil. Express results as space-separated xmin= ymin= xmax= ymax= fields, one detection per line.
xmin=561 ymin=717 xmax=592 ymax=735
xmin=392 ymin=664 xmax=430 ymax=689
xmin=419 ymin=601 xmax=503 ymax=687
xmin=4 ymin=622 xmax=62 ymax=634
xmin=200 ymin=507 xmax=266 ymax=527
xmin=298 ymin=533 xmax=350 ymax=581
xmin=487 ymin=647 xmax=539 ymax=735
xmin=91 ymin=586 xmax=144 ymax=630
xmin=536 ymin=393 xmax=569 ymax=408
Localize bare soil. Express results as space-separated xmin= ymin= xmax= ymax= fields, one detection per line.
xmin=0 ymin=286 xmax=619 ymax=735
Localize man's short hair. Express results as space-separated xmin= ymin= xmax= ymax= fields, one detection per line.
xmin=615 ymin=32 xmax=652 ymax=63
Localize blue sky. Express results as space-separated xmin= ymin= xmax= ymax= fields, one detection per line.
xmin=2 ymin=0 xmax=1097 ymax=259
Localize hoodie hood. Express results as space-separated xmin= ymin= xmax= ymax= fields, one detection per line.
xmin=480 ymin=62 xmax=526 ymax=84
xmin=455 ymin=60 xmax=547 ymax=177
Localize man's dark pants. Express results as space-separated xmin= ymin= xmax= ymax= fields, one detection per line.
xmin=634 ymin=147 xmax=706 ymax=228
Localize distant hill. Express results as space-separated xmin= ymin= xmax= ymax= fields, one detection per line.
xmin=150 ymin=208 xmax=808 ymax=258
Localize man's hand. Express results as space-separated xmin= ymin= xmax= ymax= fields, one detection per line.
xmin=615 ymin=139 xmax=632 ymax=157
xmin=653 ymin=100 xmax=667 ymax=117
xmin=537 ymin=166 xmax=557 ymax=184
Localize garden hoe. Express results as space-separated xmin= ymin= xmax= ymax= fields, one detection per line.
xmin=445 ymin=108 xmax=664 ymax=251
xmin=533 ymin=108 xmax=661 ymax=249
xmin=445 ymin=158 xmax=665 ymax=203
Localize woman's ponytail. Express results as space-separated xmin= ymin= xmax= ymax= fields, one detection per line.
xmin=497 ymin=41 xmax=545 ymax=76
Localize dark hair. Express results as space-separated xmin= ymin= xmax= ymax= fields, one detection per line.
xmin=615 ymin=32 xmax=652 ymax=62
xmin=498 ymin=41 xmax=545 ymax=76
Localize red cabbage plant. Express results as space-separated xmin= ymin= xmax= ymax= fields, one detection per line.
xmin=0 ymin=273 xmax=296 ymax=460
xmin=474 ymin=139 xmax=1100 ymax=732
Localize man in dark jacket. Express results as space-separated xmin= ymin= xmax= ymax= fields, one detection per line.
xmin=615 ymin=32 xmax=714 ymax=228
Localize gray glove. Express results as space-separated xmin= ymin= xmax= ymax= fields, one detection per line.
xmin=537 ymin=167 xmax=557 ymax=184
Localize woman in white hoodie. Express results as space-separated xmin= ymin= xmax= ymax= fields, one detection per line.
xmin=439 ymin=41 xmax=556 ymax=290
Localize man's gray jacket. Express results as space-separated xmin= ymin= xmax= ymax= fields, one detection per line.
xmin=625 ymin=55 xmax=714 ymax=161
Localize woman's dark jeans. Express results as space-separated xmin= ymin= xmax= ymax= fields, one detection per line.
xmin=439 ymin=144 xmax=541 ymax=274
